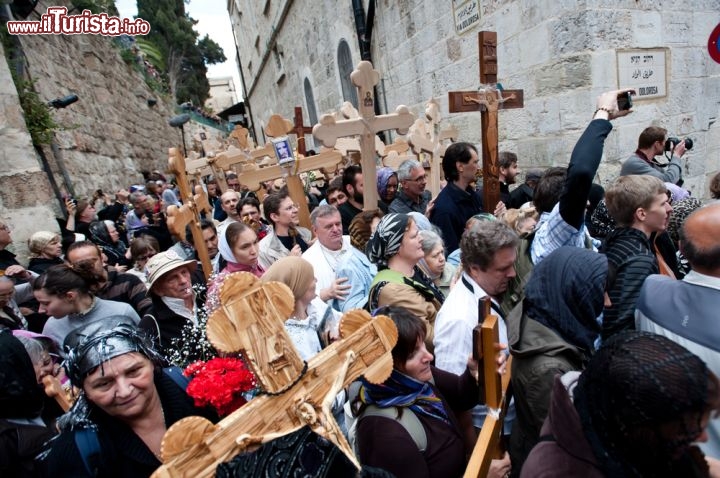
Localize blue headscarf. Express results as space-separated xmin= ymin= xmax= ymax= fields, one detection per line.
xmin=358 ymin=369 xmax=449 ymax=424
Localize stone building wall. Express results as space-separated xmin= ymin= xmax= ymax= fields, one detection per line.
xmin=231 ymin=0 xmax=720 ymax=197
xmin=0 ymin=39 xmax=59 ymax=263
xmin=0 ymin=0 xmax=222 ymax=261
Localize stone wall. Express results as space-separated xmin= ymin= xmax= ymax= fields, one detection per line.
xmin=231 ymin=0 xmax=720 ymax=197
xmin=0 ymin=0 xmax=225 ymax=262
xmin=0 ymin=39 xmax=59 ymax=262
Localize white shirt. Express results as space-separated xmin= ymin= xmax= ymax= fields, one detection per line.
xmin=433 ymin=271 xmax=511 ymax=429
xmin=302 ymin=236 xmax=352 ymax=297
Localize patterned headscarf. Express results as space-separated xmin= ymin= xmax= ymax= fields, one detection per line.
xmin=366 ymin=213 xmax=410 ymax=269
xmin=376 ymin=167 xmax=397 ymax=202
xmin=667 ymin=197 xmax=702 ymax=246
xmin=574 ymin=331 xmax=713 ymax=477
xmin=64 ymin=320 xmax=164 ymax=387
xmin=262 ymin=256 xmax=315 ymax=301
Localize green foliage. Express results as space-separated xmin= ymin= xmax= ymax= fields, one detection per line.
xmin=120 ymin=47 xmax=136 ymax=65
xmin=134 ymin=37 xmax=166 ymax=70
xmin=136 ymin=0 xmax=225 ymax=106
xmin=15 ymin=79 xmax=60 ymax=145
xmin=198 ymin=35 xmax=226 ymax=65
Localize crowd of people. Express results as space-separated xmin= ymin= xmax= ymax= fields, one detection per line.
xmin=1 ymin=89 xmax=720 ymax=477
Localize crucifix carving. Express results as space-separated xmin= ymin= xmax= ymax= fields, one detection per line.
xmin=151 ymin=272 xmax=399 ymax=477
xmin=166 ymin=147 xmax=214 ymax=279
xmin=448 ymin=31 xmax=524 ymax=213
xmin=464 ymin=298 xmax=512 ymax=478
xmin=313 ymin=61 xmax=415 ymax=210
xmin=408 ymin=98 xmax=459 ymax=197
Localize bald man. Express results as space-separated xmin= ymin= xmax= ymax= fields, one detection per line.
xmin=635 ymin=202 xmax=720 ymax=458
xmin=217 ymin=190 xmax=240 ymax=237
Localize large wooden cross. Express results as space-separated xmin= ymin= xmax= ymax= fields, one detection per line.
xmin=448 ymin=31 xmax=524 ymax=213
xmin=314 ymin=61 xmax=415 ymax=210
xmin=166 ymin=147 xmax=214 ymax=279
xmin=408 ymin=98 xmax=459 ymax=197
xmin=151 ymin=272 xmax=399 ymax=477
xmin=293 ymin=106 xmax=314 ymax=156
xmin=263 ymin=114 xmax=341 ymax=229
xmin=464 ymin=298 xmax=512 ymax=478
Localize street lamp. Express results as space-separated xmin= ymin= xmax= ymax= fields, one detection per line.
xmin=168 ymin=113 xmax=191 ymax=157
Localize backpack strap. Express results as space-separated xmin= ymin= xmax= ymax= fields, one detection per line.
xmin=361 ymin=406 xmax=427 ymax=452
xmin=163 ymin=366 xmax=190 ymax=390
xmin=74 ymin=428 xmax=102 ymax=477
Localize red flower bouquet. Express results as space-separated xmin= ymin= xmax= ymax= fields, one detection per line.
xmin=184 ymin=357 xmax=256 ymax=416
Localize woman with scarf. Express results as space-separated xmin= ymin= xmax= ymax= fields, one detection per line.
xmin=352 ymin=306 xmax=486 ymax=478
xmin=0 ymin=330 xmax=57 ymax=477
xmin=42 ymin=322 xmax=217 ymax=477
xmin=507 ymin=246 xmax=608 ymax=474
xmin=206 ymin=222 xmax=265 ymax=314
xmin=88 ymin=220 xmax=131 ymax=269
xmin=262 ymin=256 xmax=339 ymax=361
xmin=377 ymin=167 xmax=399 ymax=213
xmin=217 ymin=222 xmax=264 ymax=278
xmin=522 ymin=331 xmax=720 ymax=478
xmin=27 ymin=231 xmax=64 ymax=274
xmin=367 ymin=213 xmax=442 ymax=350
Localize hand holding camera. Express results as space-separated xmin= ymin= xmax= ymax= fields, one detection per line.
xmin=664 ymin=137 xmax=693 ymax=158
xmin=595 ymin=89 xmax=635 ymax=120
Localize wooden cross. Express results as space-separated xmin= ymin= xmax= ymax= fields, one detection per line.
xmin=464 ymin=298 xmax=512 ymax=478
xmin=166 ymin=147 xmax=214 ymax=279
xmin=313 ymin=61 xmax=415 ymax=210
xmin=448 ymin=31 xmax=524 ymax=213
xmin=234 ymin=127 xmax=344 ymax=230
xmin=228 ymin=125 xmax=254 ymax=151
xmin=408 ymin=98 xmax=459 ymax=197
xmin=151 ymin=272 xmax=399 ymax=477
xmin=293 ymin=106 xmax=314 ymax=156
xmin=265 ymin=114 xmax=313 ymax=229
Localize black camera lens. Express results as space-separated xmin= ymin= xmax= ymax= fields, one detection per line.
xmin=664 ymin=137 xmax=693 ymax=152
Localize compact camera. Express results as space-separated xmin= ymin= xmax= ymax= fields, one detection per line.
xmin=664 ymin=137 xmax=694 ymax=152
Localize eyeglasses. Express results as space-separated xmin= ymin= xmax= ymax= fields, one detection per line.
xmin=405 ymin=175 xmax=427 ymax=184
xmin=283 ymin=203 xmax=299 ymax=212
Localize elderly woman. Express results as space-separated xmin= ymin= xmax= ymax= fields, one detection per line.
xmin=27 ymin=231 xmax=64 ymax=274
xmin=417 ymin=229 xmax=456 ymax=299
xmin=367 ymin=213 xmax=441 ymax=349
xmin=352 ymin=306 xmax=485 ymax=478
xmin=508 ymin=246 xmax=608 ymax=473
xmin=88 ymin=220 xmax=131 ymax=269
xmin=522 ymin=331 xmax=720 ymax=478
xmin=43 ymin=323 xmax=217 ymax=477
xmin=139 ymin=250 xmax=204 ymax=356
xmin=377 ymin=167 xmax=399 ymax=213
